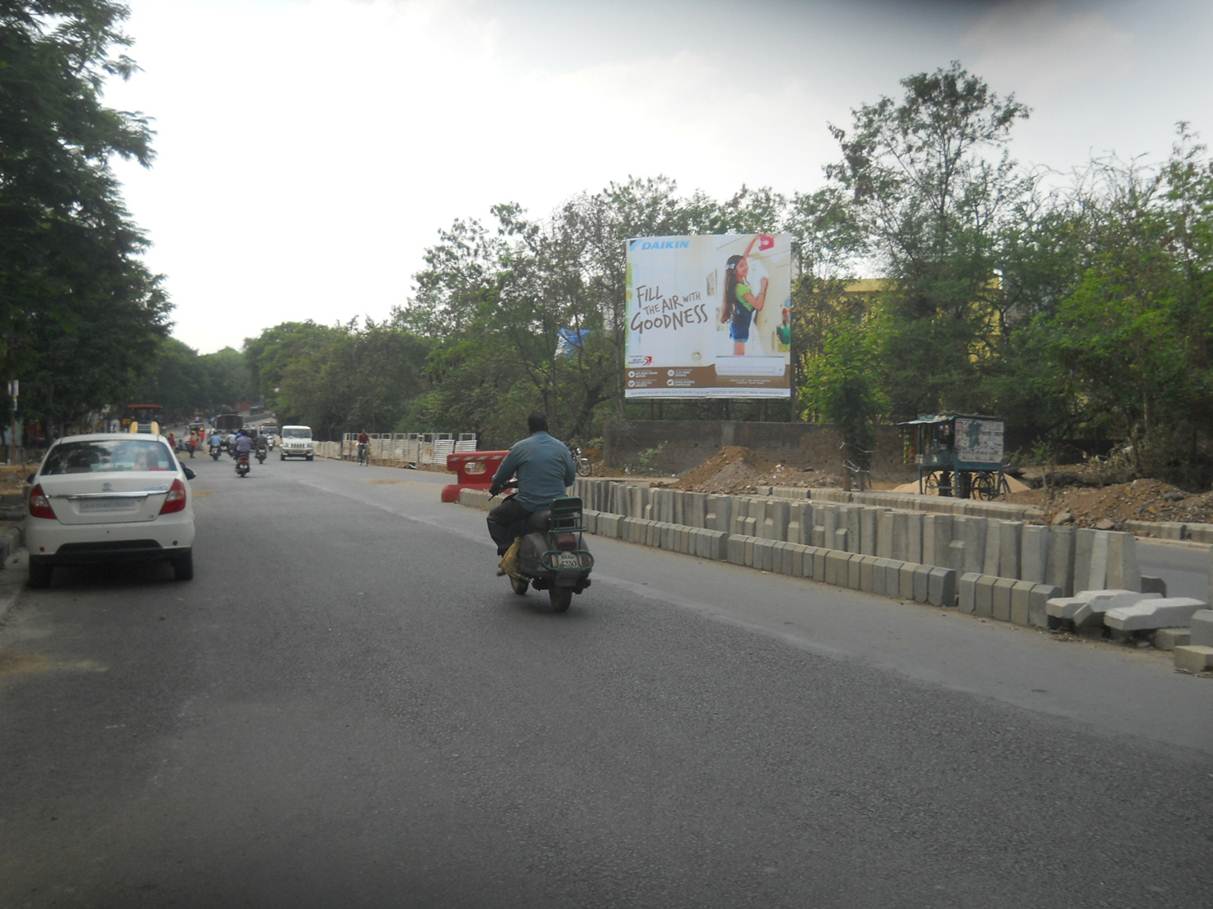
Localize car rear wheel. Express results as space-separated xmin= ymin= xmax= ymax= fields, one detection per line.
xmin=172 ymin=550 xmax=194 ymax=581
xmin=27 ymin=557 xmax=52 ymax=589
xmin=306 ymin=454 xmax=314 ymax=461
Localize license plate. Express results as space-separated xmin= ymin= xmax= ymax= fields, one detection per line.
xmin=556 ymin=552 xmax=581 ymax=570
xmin=79 ymin=498 xmax=137 ymax=513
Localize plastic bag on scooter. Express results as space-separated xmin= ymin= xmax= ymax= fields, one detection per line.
xmin=517 ymin=531 xmax=548 ymax=576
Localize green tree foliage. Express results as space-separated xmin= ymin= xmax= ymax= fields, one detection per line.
xmin=95 ymin=55 xmax=1210 ymax=486
xmin=243 ymin=319 xmax=430 ymax=439
xmin=825 ymin=61 xmax=1032 ymax=418
xmin=1044 ymin=127 xmax=1213 ymax=482
xmin=0 ymin=1 xmax=170 ymax=429
xmin=800 ymin=314 xmax=887 ymax=475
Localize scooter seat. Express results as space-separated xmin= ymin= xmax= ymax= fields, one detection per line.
xmin=526 ymin=509 xmax=551 ymax=532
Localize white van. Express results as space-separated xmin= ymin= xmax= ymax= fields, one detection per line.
xmin=279 ymin=425 xmax=314 ymax=461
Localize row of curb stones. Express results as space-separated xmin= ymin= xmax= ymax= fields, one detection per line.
xmin=457 ymin=485 xmax=1210 ymax=667
xmin=596 ymin=512 xmax=959 ymax=607
xmin=455 ymin=489 xmax=960 ymax=609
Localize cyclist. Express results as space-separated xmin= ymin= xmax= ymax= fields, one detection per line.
xmin=356 ymin=430 xmax=370 ymax=465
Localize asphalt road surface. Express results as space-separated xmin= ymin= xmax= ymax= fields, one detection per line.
xmin=2 ymin=454 xmax=1211 ymax=908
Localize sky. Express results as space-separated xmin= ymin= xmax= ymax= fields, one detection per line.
xmin=101 ymin=0 xmax=1213 ymax=354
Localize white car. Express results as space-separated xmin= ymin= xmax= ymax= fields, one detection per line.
xmin=24 ymin=433 xmax=197 ymax=588
xmin=279 ymin=425 xmax=314 ymax=461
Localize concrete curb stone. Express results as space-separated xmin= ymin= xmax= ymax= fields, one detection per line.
xmin=1173 ymin=645 xmax=1213 ymax=674
xmin=992 ymin=578 xmax=1016 ymax=622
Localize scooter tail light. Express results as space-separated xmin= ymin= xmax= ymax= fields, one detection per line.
xmin=554 ymin=532 xmax=578 ymax=551
xmin=159 ymin=478 xmax=187 ymax=515
xmin=28 ymin=484 xmax=56 ymax=519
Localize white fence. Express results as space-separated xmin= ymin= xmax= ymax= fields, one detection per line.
xmin=327 ymin=431 xmax=478 ymax=464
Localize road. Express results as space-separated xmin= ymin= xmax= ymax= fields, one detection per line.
xmin=2 ymin=454 xmax=1211 ymax=908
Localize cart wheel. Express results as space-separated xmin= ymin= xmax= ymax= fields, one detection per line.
xmin=972 ymin=472 xmax=997 ymax=500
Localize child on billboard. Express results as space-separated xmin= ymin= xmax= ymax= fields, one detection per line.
xmin=719 ymin=234 xmax=772 ymax=355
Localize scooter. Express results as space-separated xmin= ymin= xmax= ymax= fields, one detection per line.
xmin=494 ymin=481 xmax=593 ymax=612
xmin=236 ymin=452 xmax=250 ymax=478
xmin=255 ymin=447 xmax=267 ymax=464
xmin=210 ymin=445 xmax=221 ymax=461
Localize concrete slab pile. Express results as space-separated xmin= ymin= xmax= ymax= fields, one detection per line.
xmin=1104 ymin=597 xmax=1207 ymax=632
xmin=1071 ymin=590 xmax=1159 ymax=630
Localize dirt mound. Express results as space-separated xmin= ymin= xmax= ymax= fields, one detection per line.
xmin=666 ymin=446 xmax=1213 ymax=529
xmin=1006 ymin=478 xmax=1213 ymax=528
xmin=671 ymin=446 xmax=833 ymax=494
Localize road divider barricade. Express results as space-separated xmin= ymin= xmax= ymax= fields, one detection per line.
xmin=443 ymin=451 xmax=508 ymax=503
xmin=450 ymin=478 xmax=1210 ymax=654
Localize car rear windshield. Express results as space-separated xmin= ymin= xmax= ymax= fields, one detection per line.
xmin=42 ymin=440 xmax=175 ymax=475
xmin=282 ymin=428 xmax=311 ymax=438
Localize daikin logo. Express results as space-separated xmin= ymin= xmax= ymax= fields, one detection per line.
xmin=637 ymin=239 xmax=690 ymax=251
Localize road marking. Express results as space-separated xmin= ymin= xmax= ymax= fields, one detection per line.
xmin=0 ymin=652 xmax=108 ymax=679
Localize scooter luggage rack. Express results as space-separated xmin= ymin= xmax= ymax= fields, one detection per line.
xmin=548 ymin=496 xmax=583 ymax=533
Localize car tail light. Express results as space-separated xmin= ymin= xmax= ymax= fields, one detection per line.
xmin=28 ymin=484 xmax=56 ymax=520
xmin=159 ymin=478 xmax=188 ymax=515
xmin=554 ymin=532 xmax=578 ymax=551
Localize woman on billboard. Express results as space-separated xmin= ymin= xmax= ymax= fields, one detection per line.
xmin=719 ymin=235 xmax=770 ymax=355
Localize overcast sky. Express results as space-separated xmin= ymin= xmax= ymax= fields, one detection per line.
xmin=102 ymin=0 xmax=1213 ymax=354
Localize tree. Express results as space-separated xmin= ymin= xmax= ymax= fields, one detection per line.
xmin=825 ymin=61 xmax=1032 ymax=418
xmin=800 ymin=315 xmax=887 ymax=480
xmin=0 ymin=1 xmax=169 ymax=430
xmin=1045 ymin=127 xmax=1213 ymax=483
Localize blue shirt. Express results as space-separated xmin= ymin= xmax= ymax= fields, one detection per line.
xmin=491 ymin=431 xmax=576 ymax=511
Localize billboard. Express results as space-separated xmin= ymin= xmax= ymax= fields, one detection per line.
xmin=624 ymin=233 xmax=793 ymax=398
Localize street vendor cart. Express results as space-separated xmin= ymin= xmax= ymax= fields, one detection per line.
xmin=899 ymin=414 xmax=1008 ymax=499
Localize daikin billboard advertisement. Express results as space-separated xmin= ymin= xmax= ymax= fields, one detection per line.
xmin=624 ymin=233 xmax=793 ymax=398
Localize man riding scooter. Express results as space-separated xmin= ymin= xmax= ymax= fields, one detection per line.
xmin=233 ymin=430 xmax=254 ymax=475
xmin=488 ymin=413 xmax=576 ymax=575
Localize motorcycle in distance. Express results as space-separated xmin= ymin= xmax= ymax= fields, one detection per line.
xmin=210 ymin=443 xmax=221 ymax=461
xmin=570 ymin=444 xmax=593 ymax=477
xmin=235 ymin=451 xmax=251 ymax=478
xmin=493 ymin=480 xmax=593 ymax=613
xmin=255 ymin=445 xmax=267 ymax=464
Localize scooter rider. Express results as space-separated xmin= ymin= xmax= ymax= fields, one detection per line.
xmin=487 ymin=413 xmax=576 ymax=563
xmin=233 ymin=430 xmax=254 ymax=466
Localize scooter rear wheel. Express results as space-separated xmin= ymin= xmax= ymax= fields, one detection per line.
xmin=510 ymin=576 xmax=528 ymax=596
xmin=548 ymin=587 xmax=572 ymax=613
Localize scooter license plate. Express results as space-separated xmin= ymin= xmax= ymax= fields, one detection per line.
xmin=556 ymin=552 xmax=581 ymax=570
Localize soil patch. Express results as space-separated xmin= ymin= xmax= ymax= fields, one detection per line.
xmin=665 ymin=446 xmax=1213 ymax=530
xmin=1005 ymin=479 xmax=1213 ymax=528
xmin=671 ymin=446 xmax=836 ymax=494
